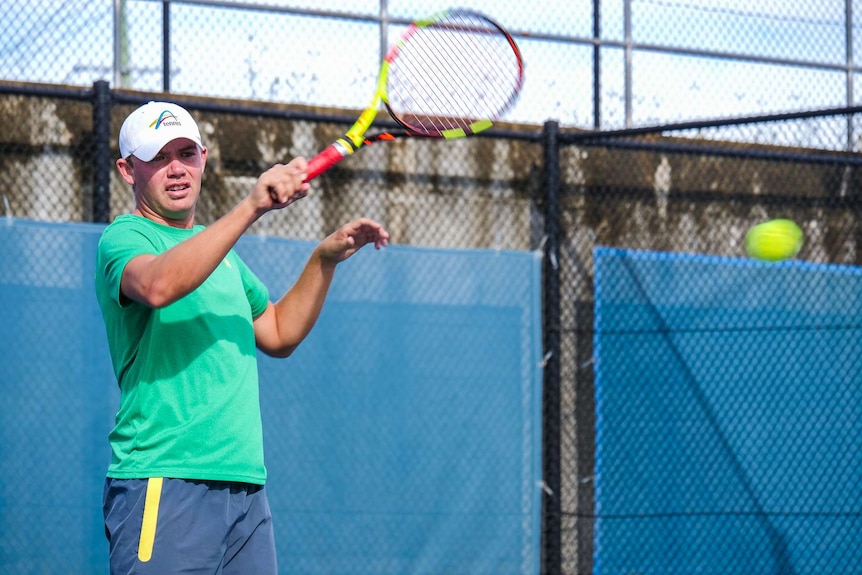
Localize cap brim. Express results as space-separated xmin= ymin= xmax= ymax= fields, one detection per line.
xmin=130 ymin=137 xmax=202 ymax=162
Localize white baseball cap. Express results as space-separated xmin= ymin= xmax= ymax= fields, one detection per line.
xmin=119 ymin=101 xmax=203 ymax=161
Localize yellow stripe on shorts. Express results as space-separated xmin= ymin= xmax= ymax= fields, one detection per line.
xmin=138 ymin=477 xmax=163 ymax=562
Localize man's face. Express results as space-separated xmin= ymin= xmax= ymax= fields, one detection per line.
xmin=117 ymin=138 xmax=208 ymax=224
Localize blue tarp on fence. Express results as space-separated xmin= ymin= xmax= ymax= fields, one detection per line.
xmin=0 ymin=218 xmax=543 ymax=575
xmin=594 ymin=247 xmax=862 ymax=574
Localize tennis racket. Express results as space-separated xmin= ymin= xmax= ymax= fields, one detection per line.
xmin=304 ymin=8 xmax=524 ymax=182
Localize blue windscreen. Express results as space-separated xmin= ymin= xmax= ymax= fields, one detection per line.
xmin=0 ymin=218 xmax=543 ymax=575
xmin=593 ymin=247 xmax=862 ymax=574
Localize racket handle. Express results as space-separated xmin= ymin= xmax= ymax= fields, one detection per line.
xmin=305 ymin=143 xmax=350 ymax=182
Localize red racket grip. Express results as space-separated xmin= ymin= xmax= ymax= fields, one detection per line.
xmin=305 ymin=144 xmax=349 ymax=182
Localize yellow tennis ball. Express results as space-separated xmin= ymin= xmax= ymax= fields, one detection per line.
xmin=744 ymin=219 xmax=803 ymax=262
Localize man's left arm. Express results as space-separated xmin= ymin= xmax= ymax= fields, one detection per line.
xmin=253 ymin=218 xmax=389 ymax=358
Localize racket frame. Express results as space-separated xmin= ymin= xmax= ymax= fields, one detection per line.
xmin=305 ymin=9 xmax=523 ymax=182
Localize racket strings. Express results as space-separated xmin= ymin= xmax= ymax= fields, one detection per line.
xmin=387 ymin=11 xmax=523 ymax=135
xmin=396 ymin=22 xmax=515 ymax=123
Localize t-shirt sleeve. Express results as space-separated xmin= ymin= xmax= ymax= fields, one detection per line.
xmin=234 ymin=253 xmax=270 ymax=319
xmin=97 ymin=221 xmax=159 ymax=306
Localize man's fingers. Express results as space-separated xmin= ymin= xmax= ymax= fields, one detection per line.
xmin=267 ymin=182 xmax=308 ymax=205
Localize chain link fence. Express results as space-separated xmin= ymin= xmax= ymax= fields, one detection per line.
xmin=3 ymin=1 xmax=862 ymax=574
xmin=4 ymin=1 xmax=862 ymax=130
xmin=548 ymin=113 xmax=862 ymax=573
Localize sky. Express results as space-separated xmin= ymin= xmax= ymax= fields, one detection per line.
xmin=2 ymin=0 xmax=860 ymax=143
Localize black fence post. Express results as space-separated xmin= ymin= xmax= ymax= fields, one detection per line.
xmin=92 ymin=80 xmax=112 ymax=223
xmin=163 ymin=0 xmax=171 ymax=92
xmin=541 ymin=119 xmax=563 ymax=575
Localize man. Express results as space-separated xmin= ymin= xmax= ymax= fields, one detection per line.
xmin=94 ymin=101 xmax=389 ymax=574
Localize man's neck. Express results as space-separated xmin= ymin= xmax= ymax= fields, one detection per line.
xmin=133 ymin=206 xmax=195 ymax=229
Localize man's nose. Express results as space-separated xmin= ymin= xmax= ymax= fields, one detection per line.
xmin=167 ymin=158 xmax=186 ymax=174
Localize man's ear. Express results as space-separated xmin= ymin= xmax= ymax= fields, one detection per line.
xmin=116 ymin=157 xmax=135 ymax=187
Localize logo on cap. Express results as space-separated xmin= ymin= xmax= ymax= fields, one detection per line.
xmin=149 ymin=110 xmax=183 ymax=130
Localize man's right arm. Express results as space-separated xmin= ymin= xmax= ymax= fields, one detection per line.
xmin=123 ymin=160 xmax=310 ymax=308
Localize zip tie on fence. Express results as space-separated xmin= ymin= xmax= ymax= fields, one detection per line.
xmin=537 ymin=234 xmax=559 ymax=270
xmin=537 ymin=481 xmax=554 ymax=496
xmin=3 ymin=194 xmax=11 ymax=225
xmin=540 ymin=350 xmax=553 ymax=367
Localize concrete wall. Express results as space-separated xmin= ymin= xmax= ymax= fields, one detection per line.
xmin=0 ymin=89 xmax=541 ymax=251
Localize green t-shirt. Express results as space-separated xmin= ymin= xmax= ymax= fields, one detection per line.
xmin=95 ymin=215 xmax=271 ymax=484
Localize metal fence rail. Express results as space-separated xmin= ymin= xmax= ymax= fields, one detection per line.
xmin=5 ymin=1 xmax=862 ymax=135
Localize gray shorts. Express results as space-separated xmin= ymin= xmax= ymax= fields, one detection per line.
xmin=103 ymin=477 xmax=276 ymax=575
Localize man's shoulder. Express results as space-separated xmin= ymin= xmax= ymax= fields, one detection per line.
xmin=101 ymin=215 xmax=204 ymax=239
xmin=102 ymin=214 xmax=150 ymax=234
